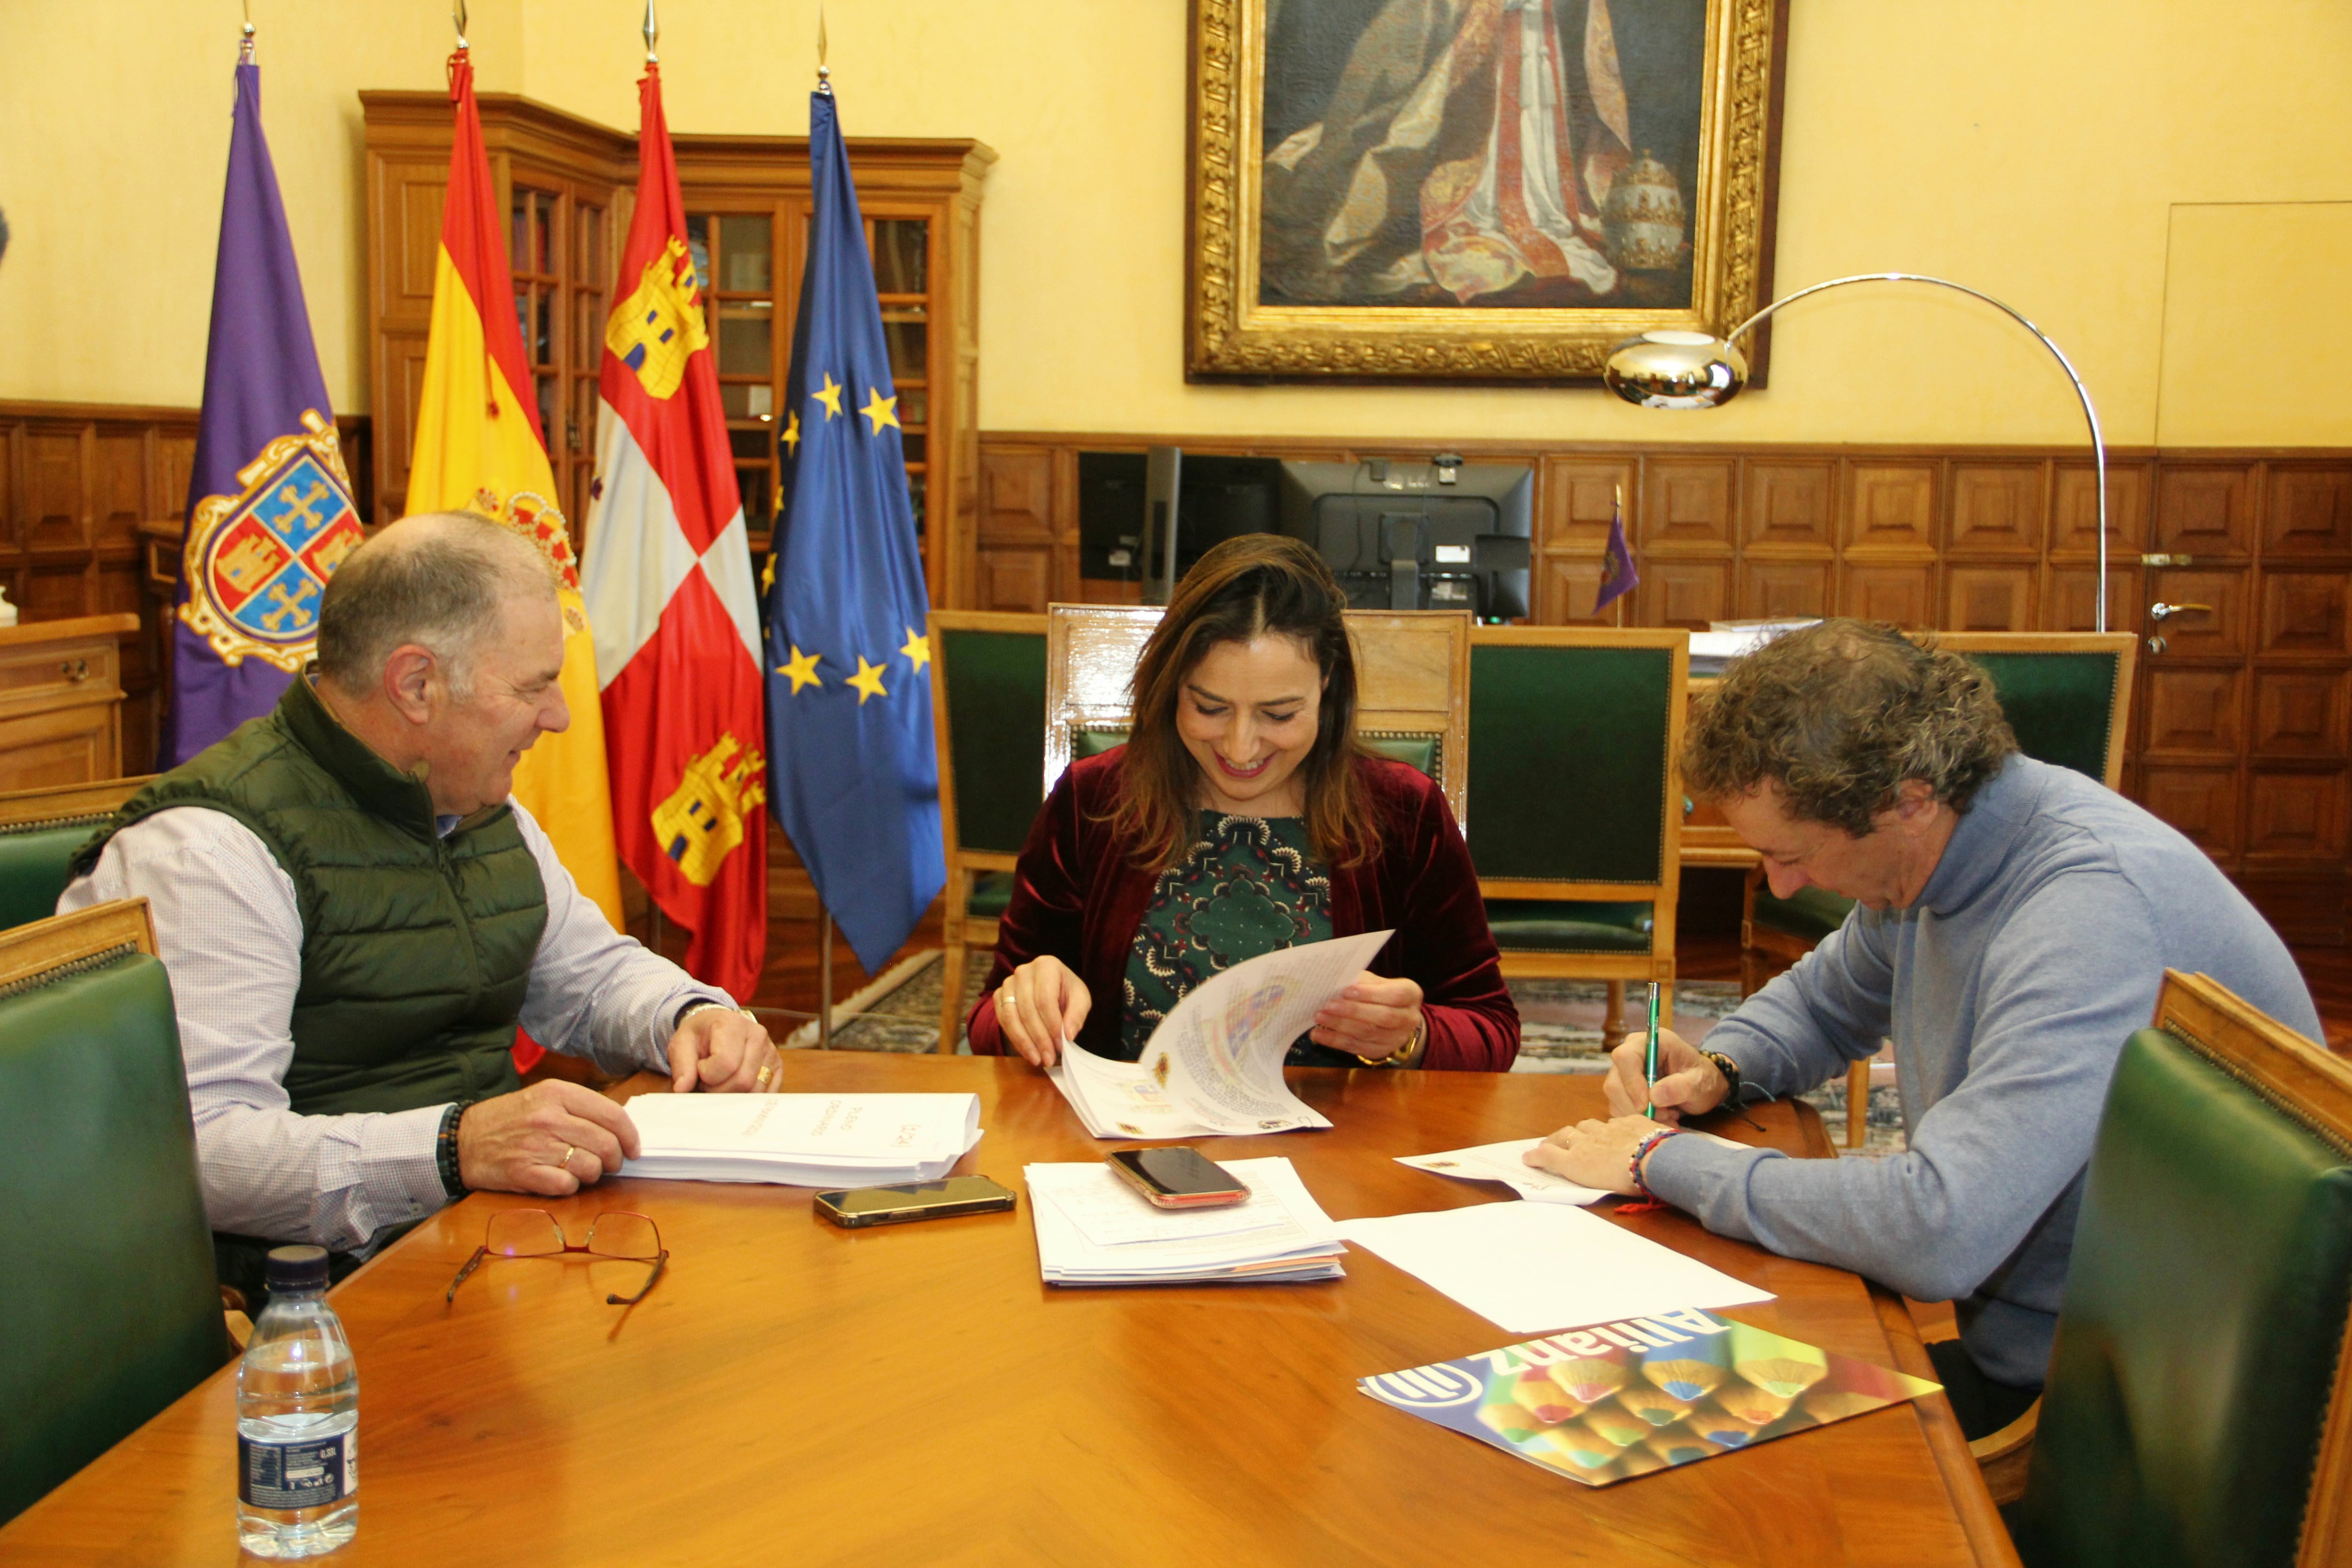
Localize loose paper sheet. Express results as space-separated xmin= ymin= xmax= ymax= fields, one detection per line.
xmin=1336 ymin=1202 xmax=1772 ymax=1332
xmin=1398 ymin=1131 xmax=1754 ymax=1206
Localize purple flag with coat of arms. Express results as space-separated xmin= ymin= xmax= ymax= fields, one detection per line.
xmin=160 ymin=49 xmax=364 ymax=767
xmin=1593 ymin=486 xmax=1637 ymax=615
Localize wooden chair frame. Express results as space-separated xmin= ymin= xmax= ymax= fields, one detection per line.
xmin=1042 ymin=605 xmax=1473 ymax=827
xmin=1471 ymin=626 xmax=1690 ymax=1031
xmin=929 ymin=611 xmax=1047 ymax=1054
xmin=1726 ymin=633 xmax=2139 ymax=1147
xmin=0 ymin=898 xmax=159 ymax=991
xmin=1964 ymin=969 xmax=2352 ymax=1520
xmin=0 ymin=775 xmax=151 ymax=834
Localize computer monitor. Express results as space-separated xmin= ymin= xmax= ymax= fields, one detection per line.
xmin=1276 ymin=457 xmax=1533 ymax=621
xmin=1077 ymin=450 xmax=1284 ymax=599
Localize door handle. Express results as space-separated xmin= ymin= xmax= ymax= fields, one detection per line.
xmin=2148 ymin=602 xmax=2214 ymax=622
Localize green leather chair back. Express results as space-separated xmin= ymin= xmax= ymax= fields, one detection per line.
xmin=0 ymin=947 xmax=229 ymax=1525
xmin=2010 ymin=1027 xmax=2352 ymax=1568
xmin=1467 ymin=643 xmax=1674 ymax=883
xmin=1968 ymin=650 xmax=2122 ymax=785
xmin=0 ymin=818 xmax=107 ymax=930
xmin=1072 ymin=727 xmax=1440 ymax=780
xmin=939 ymin=626 xmax=1049 ymax=855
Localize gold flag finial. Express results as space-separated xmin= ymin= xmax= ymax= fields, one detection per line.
xmin=643 ymin=0 xmax=659 ymax=63
xmin=816 ymin=1 xmax=831 ymax=94
xmin=239 ymin=0 xmax=254 ymax=62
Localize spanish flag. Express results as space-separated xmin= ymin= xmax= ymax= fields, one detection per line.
xmin=407 ymin=46 xmax=625 ymax=955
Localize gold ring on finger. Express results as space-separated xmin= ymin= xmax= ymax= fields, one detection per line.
xmin=556 ymin=1144 xmax=575 ymax=1170
xmin=755 ymin=1062 xmax=775 ymax=1089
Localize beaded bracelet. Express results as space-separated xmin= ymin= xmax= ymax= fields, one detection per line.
xmin=436 ymin=1100 xmax=475 ymax=1200
xmin=1628 ymin=1125 xmax=1680 ymax=1201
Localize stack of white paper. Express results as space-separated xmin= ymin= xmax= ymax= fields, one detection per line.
xmin=622 ymin=1093 xmax=983 ymax=1186
xmin=1398 ymin=1130 xmax=1754 ymax=1206
xmin=1047 ymin=931 xmax=1393 ymax=1139
xmin=1025 ymin=1157 xmax=1346 ymax=1286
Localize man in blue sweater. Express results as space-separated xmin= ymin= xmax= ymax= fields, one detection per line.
xmin=1528 ymin=620 xmax=2322 ymax=1439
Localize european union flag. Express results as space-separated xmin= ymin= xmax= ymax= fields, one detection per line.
xmin=763 ymin=88 xmax=945 ymax=973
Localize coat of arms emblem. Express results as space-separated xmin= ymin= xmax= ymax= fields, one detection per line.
xmin=180 ymin=410 xmax=364 ymax=672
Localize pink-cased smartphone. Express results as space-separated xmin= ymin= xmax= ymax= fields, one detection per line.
xmin=1105 ymin=1146 xmax=1251 ymax=1209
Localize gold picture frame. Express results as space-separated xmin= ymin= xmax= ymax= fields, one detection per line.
xmin=1186 ymin=0 xmax=1789 ymax=383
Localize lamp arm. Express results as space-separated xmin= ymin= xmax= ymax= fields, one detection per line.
xmin=1727 ymin=273 xmax=2109 ymax=632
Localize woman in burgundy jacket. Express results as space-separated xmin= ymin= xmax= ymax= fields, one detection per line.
xmin=966 ymin=534 xmax=1518 ymax=1072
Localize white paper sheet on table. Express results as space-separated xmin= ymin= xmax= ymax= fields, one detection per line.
xmin=622 ymin=1093 xmax=983 ymax=1185
xmin=1397 ymin=1131 xmax=1755 ymax=1205
xmin=1335 ymin=1202 xmax=1773 ymax=1333
xmin=1046 ymin=930 xmax=1393 ymax=1138
xmin=1025 ymin=1158 xmax=1346 ymax=1284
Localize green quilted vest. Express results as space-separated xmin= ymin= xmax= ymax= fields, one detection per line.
xmin=72 ymin=676 xmax=545 ymax=1114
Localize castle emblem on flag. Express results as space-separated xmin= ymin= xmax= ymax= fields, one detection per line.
xmin=180 ymin=409 xmax=363 ymax=672
xmin=606 ymin=235 xmax=709 ymax=399
xmin=650 ymin=732 xmax=768 ymax=887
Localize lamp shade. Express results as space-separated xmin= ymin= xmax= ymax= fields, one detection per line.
xmin=1602 ymin=330 xmax=1748 ymax=410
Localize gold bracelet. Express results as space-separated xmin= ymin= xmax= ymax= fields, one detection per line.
xmin=1358 ymin=1021 xmax=1425 ymax=1069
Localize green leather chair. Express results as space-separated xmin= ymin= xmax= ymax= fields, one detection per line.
xmin=1467 ymin=628 xmax=1690 ymax=1031
xmin=1736 ymin=633 xmax=2138 ymax=1145
xmin=0 ymin=776 xmax=151 ymax=931
xmin=930 ymin=613 xmax=1049 ymax=1051
xmin=0 ymin=901 xmax=230 ymax=1527
xmin=2000 ymin=970 xmax=2352 ymax=1567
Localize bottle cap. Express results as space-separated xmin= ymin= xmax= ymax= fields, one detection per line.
xmin=264 ymin=1244 xmax=331 ymax=1293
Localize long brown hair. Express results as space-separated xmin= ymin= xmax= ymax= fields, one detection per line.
xmin=1107 ymin=533 xmax=1382 ymax=870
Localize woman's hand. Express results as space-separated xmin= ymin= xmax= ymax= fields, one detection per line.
xmin=1311 ymin=972 xmax=1425 ymax=1062
xmin=995 ymin=955 xmax=1092 ymax=1069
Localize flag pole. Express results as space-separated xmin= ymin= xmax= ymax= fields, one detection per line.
xmin=818 ymin=910 xmax=834 ymax=1048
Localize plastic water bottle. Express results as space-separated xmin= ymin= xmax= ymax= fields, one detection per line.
xmin=236 ymin=1245 xmax=358 ymax=1558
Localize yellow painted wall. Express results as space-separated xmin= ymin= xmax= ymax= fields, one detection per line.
xmin=6 ymin=0 xmax=2350 ymax=448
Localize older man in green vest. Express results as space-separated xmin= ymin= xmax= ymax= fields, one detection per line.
xmin=61 ymin=511 xmax=782 ymax=1298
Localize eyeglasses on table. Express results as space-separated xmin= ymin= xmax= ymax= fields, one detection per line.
xmin=445 ymin=1209 xmax=668 ymax=1305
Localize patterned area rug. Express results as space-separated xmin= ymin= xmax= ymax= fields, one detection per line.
xmin=806 ymin=955 xmax=1907 ymax=1155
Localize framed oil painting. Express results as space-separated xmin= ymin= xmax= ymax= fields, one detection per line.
xmin=1186 ymin=0 xmax=1789 ymax=382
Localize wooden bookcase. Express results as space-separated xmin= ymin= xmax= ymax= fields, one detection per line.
xmin=359 ymin=91 xmax=993 ymax=607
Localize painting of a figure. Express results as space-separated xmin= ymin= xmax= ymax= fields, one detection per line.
xmin=1259 ymin=0 xmax=1706 ymax=310
xmin=1186 ymin=0 xmax=1785 ymax=382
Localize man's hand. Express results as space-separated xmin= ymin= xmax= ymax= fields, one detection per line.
xmin=457 ymin=1082 xmax=643 ymax=1197
xmin=1311 ymin=972 xmax=1425 ymax=1061
xmin=1602 ymin=1027 xmax=1726 ymax=1124
xmin=1523 ymin=1114 xmax=1671 ymax=1196
xmin=667 ymin=1005 xmax=783 ymax=1094
xmin=996 ymin=955 xmax=1091 ymax=1069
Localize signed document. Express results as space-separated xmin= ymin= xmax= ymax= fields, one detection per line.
xmin=1046 ymin=931 xmax=1395 ymax=1138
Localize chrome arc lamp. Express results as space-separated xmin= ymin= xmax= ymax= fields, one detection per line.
xmin=1601 ymin=274 xmax=2110 ymax=632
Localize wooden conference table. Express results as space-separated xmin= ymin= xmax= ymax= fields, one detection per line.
xmin=1 ymin=1056 xmax=2017 ymax=1567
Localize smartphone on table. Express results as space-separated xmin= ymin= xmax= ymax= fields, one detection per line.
xmin=815 ymin=1176 xmax=1018 ymax=1228
xmin=1106 ymin=1146 xmax=1250 ymax=1209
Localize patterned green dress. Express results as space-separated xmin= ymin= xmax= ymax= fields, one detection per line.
xmin=1118 ymin=810 xmax=1359 ymax=1067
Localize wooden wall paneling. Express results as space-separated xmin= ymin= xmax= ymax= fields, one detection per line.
xmin=1741 ymin=459 xmax=1834 ymax=549
xmin=1636 ymin=558 xmax=1732 ymax=629
xmin=2245 ymin=769 xmax=2349 ymax=867
xmin=1843 ymin=461 xmax=1940 ymax=553
xmin=2054 ymin=461 xmax=2152 ymax=557
xmin=1839 ymin=561 xmax=1938 ymax=628
xmin=2157 ymin=465 xmax=2255 ymax=556
xmin=2044 ymin=564 xmax=2142 ymax=635
xmin=974 ymin=446 xmax=1055 ymax=612
xmin=1051 ymin=445 xmax=1083 ymax=603
xmin=2146 ymin=565 xmax=2248 ymax=657
xmin=2145 ymin=666 xmax=2246 ymax=759
xmin=1738 ymin=558 xmax=1832 ymax=622
xmin=2258 ymin=570 xmax=2352 ymax=658
xmin=1539 ymin=555 xmax=1613 ymax=626
xmin=1946 ymin=564 xmax=2038 ymax=631
xmin=1639 ymin=457 xmax=1734 ymax=550
xmin=1948 ymin=461 xmax=2046 ymax=555
xmin=2263 ymin=465 xmax=2352 ymax=555
xmin=1543 ymin=458 xmax=1636 ymax=553
xmin=2252 ymin=669 xmax=2350 ymax=760
xmin=2139 ymin=765 xmax=2243 ymax=863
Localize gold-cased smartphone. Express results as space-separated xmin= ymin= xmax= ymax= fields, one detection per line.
xmin=814 ymin=1175 xmax=1017 ymax=1228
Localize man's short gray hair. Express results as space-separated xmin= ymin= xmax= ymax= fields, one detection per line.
xmin=315 ymin=511 xmax=556 ymax=696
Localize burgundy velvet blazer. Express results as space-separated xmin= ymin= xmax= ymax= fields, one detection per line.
xmin=965 ymin=748 xmax=1519 ymax=1070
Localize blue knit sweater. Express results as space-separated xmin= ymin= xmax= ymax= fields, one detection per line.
xmin=1647 ymin=754 xmax=2323 ymax=1387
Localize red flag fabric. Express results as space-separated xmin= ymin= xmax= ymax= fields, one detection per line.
xmin=579 ymin=64 xmax=768 ymax=999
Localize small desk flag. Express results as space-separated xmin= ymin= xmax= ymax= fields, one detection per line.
xmin=763 ymin=88 xmax=946 ymax=973
xmin=1594 ymin=487 xmax=1638 ymax=615
xmin=406 ymin=47 xmax=625 ymax=949
xmin=580 ymin=63 xmax=768 ymax=1000
xmin=163 ymin=52 xmax=363 ymax=766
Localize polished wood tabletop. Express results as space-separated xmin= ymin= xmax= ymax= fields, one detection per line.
xmin=1 ymin=1055 xmax=2017 ymax=1567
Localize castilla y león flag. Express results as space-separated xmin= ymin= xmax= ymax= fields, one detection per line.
xmin=406 ymin=46 xmax=624 ymax=939
xmin=580 ymin=62 xmax=767 ymax=999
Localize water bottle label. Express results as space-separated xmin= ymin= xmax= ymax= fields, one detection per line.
xmin=238 ymin=1429 xmax=355 ymax=1510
